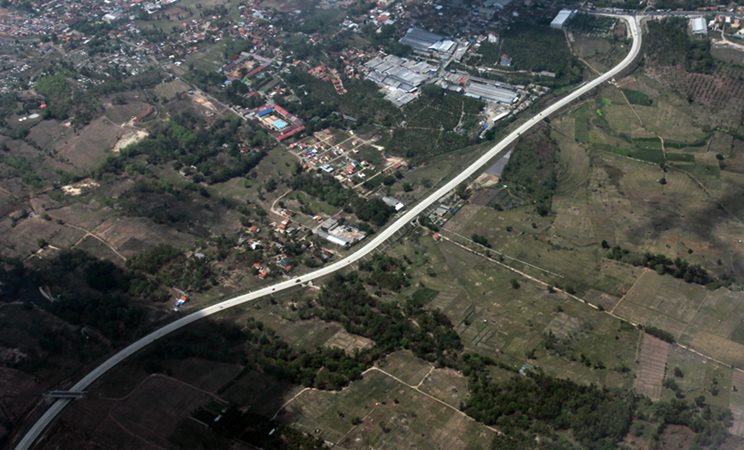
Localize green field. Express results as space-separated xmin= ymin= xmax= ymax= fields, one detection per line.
xmin=280 ymin=369 xmax=496 ymax=449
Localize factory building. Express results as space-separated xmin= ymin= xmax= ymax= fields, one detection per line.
xmin=464 ymin=81 xmax=519 ymax=104
xmin=690 ymin=17 xmax=707 ymax=35
xmin=399 ymin=27 xmax=456 ymax=55
xmin=550 ymin=9 xmax=575 ymax=30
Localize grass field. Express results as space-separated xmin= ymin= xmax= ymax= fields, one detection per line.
xmin=391 ymin=236 xmax=640 ymax=389
xmin=661 ymin=346 xmax=733 ymax=410
xmin=634 ymin=333 xmax=670 ymax=400
xmin=278 ymin=369 xmax=496 ymax=449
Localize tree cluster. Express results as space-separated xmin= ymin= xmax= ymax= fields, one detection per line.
xmin=309 ymin=273 xmax=462 ymax=365
xmin=606 ymin=246 xmax=715 ymax=286
xmin=290 ymin=173 xmax=394 ymax=226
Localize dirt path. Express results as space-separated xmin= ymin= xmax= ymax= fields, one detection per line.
xmin=429 ymin=229 xmax=744 ymax=376
xmin=66 ymin=223 xmax=127 ymax=262
xmin=364 ymin=366 xmax=501 ymax=435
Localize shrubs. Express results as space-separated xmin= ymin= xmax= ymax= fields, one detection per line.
xmin=606 ymin=245 xmax=715 ymax=286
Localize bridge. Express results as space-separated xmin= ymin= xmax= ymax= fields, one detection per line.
xmin=43 ymin=391 xmax=86 ymax=402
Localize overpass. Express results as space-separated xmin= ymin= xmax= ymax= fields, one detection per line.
xmin=14 ymin=14 xmax=642 ymax=450
xmin=43 ymin=391 xmax=86 ymax=402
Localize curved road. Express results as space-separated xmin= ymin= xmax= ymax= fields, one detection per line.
xmin=15 ymin=15 xmax=641 ymax=450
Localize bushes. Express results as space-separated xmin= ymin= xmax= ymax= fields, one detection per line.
xmin=104 ymin=116 xmax=267 ymax=184
xmin=312 ymin=273 xmax=462 ymax=365
xmin=606 ymin=245 xmax=715 ymax=286
xmin=644 ymin=326 xmax=676 ymax=344
xmin=291 ymin=173 xmax=394 ymax=227
xmin=501 ymin=125 xmax=558 ymax=213
xmin=471 ymin=234 xmax=491 ymax=248
xmin=622 ymin=88 xmax=653 ymax=106
xmin=501 ymin=23 xmax=582 ymax=84
xmin=645 ymin=18 xmax=715 ymax=74
xmin=464 ymin=371 xmax=635 ymax=449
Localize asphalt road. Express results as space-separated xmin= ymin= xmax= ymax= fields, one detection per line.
xmin=14 ymin=15 xmax=641 ymax=450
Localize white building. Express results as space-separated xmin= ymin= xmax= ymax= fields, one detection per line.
xmin=690 ymin=17 xmax=707 ymax=35
xmin=550 ymin=9 xmax=575 ymax=30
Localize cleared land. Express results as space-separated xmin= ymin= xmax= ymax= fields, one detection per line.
xmin=278 ymin=369 xmax=496 ymax=449
xmin=634 ymin=333 xmax=670 ymax=401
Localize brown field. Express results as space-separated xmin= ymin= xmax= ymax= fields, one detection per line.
xmin=612 ymin=270 xmax=706 ymax=339
xmin=26 ymin=120 xmax=65 ymax=150
xmin=419 ymin=367 xmax=470 ymax=407
xmin=104 ymin=100 xmax=154 ymax=126
xmin=325 ymin=329 xmax=375 ymax=355
xmin=107 ymin=375 xmax=217 ymax=448
xmin=377 ymin=350 xmax=432 ymax=386
xmin=92 ymin=216 xmax=195 ymax=257
xmin=260 ymin=0 xmax=304 ymax=12
xmin=0 ymin=215 xmax=84 ymax=258
xmin=634 ymin=334 xmax=670 ymax=401
xmin=52 ymin=117 xmax=123 ymax=172
xmin=0 ymin=367 xmax=43 ymax=426
xmin=221 ymin=369 xmax=303 ymax=418
xmin=43 ymin=374 xmax=219 ymax=449
xmin=154 ymin=79 xmax=190 ymax=100
xmin=161 ymin=358 xmax=241 ymax=393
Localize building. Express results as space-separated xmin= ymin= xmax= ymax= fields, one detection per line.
xmin=550 ymin=9 xmax=575 ymax=30
xmin=254 ymin=104 xmax=305 ymax=140
xmin=690 ymin=17 xmax=707 ymax=35
xmin=364 ymin=54 xmax=437 ymax=107
xmin=382 ymin=196 xmax=405 ymax=211
xmin=399 ymin=27 xmax=456 ymax=55
xmin=464 ymin=81 xmax=518 ymax=104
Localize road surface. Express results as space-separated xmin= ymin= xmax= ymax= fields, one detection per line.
xmin=14 ymin=15 xmax=641 ymax=450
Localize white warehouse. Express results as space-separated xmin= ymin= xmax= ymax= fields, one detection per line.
xmin=550 ymin=9 xmax=575 ymax=30
xmin=690 ymin=17 xmax=707 ymax=35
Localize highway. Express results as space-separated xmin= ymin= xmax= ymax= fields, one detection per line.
xmin=14 ymin=15 xmax=641 ymax=450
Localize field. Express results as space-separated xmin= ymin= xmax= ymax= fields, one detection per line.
xmin=51 ymin=116 xmax=124 ymax=171
xmin=613 ymin=270 xmax=706 ymax=339
xmin=277 ymin=369 xmax=496 ymax=449
xmin=634 ymin=333 xmax=670 ymax=400
xmin=501 ymin=23 xmax=580 ymax=83
xmin=388 ymin=236 xmax=640 ymax=389
xmin=661 ymin=346 xmax=734 ymax=411
xmin=44 ymin=374 xmax=219 ymax=449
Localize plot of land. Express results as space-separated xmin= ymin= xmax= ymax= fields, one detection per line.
xmin=613 ymin=270 xmax=705 ymax=339
xmin=389 ymin=237 xmax=639 ymax=388
xmin=634 ymin=333 xmax=670 ymax=401
xmin=278 ymin=369 xmax=496 ymax=449
xmin=729 ymin=371 xmax=744 ymax=437
xmin=107 ymin=375 xmax=217 ymax=448
xmin=53 ymin=117 xmax=123 ymax=171
xmin=325 ymin=329 xmax=374 ymax=355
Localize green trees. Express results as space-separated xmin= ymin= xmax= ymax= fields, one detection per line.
xmin=312 ymin=273 xmax=462 ymax=365
xmin=645 ymin=18 xmax=715 ymax=74
xmin=290 ymin=173 xmax=394 ymax=227
xmin=471 ymin=234 xmax=491 ymax=248
xmin=104 ymin=116 xmax=267 ymax=184
xmin=39 ymin=250 xmax=146 ymax=342
xmin=464 ymin=371 xmax=634 ymax=449
xmin=606 ymin=246 xmax=715 ymax=286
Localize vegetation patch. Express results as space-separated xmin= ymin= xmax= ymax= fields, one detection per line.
xmin=501 ymin=124 xmax=558 ymax=215
xmin=606 ymin=246 xmax=717 ymax=286
xmin=501 ymin=22 xmax=582 ymax=83
xmin=621 ymin=88 xmax=653 ymax=106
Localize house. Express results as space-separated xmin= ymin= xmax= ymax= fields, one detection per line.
xmin=382 ymin=196 xmax=405 ymax=211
